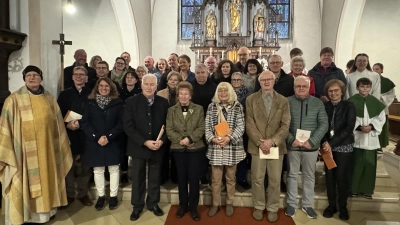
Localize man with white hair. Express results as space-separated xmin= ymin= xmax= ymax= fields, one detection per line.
xmin=285 ymin=76 xmax=328 ymax=219
xmin=124 ymin=74 xmax=169 ymax=221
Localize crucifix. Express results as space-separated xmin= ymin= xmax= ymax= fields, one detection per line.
xmin=52 ymin=33 xmax=72 ymax=91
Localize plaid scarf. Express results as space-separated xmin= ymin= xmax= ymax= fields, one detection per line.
xmin=96 ymin=94 xmax=112 ymax=109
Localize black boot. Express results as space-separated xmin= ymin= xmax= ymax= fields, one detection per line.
xmin=95 ymin=196 xmax=106 ymax=210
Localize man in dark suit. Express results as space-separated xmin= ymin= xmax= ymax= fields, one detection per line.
xmin=64 ymin=49 xmax=96 ymax=89
xmin=124 ymin=74 xmax=169 ymax=221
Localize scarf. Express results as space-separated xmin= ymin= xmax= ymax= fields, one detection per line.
xmin=235 ymin=85 xmax=248 ymax=100
xmin=96 ymin=94 xmax=112 ymax=109
xmin=111 ymin=70 xmax=125 ymax=86
xmin=381 ymin=76 xmax=395 ymax=94
xmin=348 ymin=94 xmax=385 ymax=118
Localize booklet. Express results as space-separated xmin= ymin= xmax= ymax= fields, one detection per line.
xmin=296 ymin=129 xmax=311 ymax=142
xmin=259 ymin=147 xmax=279 ymax=159
xmin=64 ymin=110 xmax=82 ymax=122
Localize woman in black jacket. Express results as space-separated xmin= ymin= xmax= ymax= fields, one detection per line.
xmin=321 ymin=79 xmax=356 ymax=221
xmin=80 ymin=77 xmax=124 ymax=211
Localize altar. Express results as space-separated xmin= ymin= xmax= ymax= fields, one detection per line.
xmin=189 ymin=0 xmax=281 ymax=63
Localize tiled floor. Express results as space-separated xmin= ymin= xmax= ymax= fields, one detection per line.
xmin=1 ymin=200 xmax=399 ymax=225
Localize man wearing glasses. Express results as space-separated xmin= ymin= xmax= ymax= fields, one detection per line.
xmin=235 ymin=46 xmax=250 ymax=72
xmin=87 ymin=61 xmax=120 ymax=91
xmin=285 ymin=76 xmax=328 ymax=219
xmin=246 ymin=71 xmax=291 ymax=222
xmin=254 ymin=54 xmax=294 ymax=97
xmin=204 ymin=56 xmax=217 ymax=77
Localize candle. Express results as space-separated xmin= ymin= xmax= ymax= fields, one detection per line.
xmin=259 ymin=47 xmax=262 ymax=57
xmin=197 ymin=50 xmax=199 ymax=59
xmin=210 ymin=48 xmax=212 ymax=56
xmin=222 ymin=51 xmax=224 ymax=59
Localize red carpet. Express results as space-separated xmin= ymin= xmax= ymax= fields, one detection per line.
xmin=164 ymin=205 xmax=296 ymax=225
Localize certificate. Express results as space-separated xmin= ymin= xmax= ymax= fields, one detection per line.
xmin=296 ymin=129 xmax=311 ymax=142
xmin=259 ymin=147 xmax=279 ymax=159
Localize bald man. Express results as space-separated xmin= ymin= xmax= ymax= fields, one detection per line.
xmin=235 ymin=46 xmax=250 ymax=72
xmin=64 ymin=49 xmax=97 ymax=89
xmin=144 ymin=56 xmax=158 ymax=74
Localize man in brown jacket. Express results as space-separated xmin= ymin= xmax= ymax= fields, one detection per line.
xmin=246 ymin=71 xmax=291 ymax=223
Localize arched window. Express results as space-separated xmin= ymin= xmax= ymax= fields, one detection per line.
xmin=181 ymin=0 xmax=203 ymax=40
xmin=268 ymin=0 xmax=290 ymax=39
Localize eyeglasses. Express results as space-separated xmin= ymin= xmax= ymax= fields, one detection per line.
xmin=232 ymin=79 xmax=242 ymax=82
xmin=116 ymin=62 xmax=125 ymax=65
xmin=328 ymin=89 xmax=341 ymax=93
xmin=294 ymin=85 xmax=308 ymax=89
xmin=259 ymin=78 xmax=274 ymax=83
xmin=97 ymin=67 xmax=108 ymax=70
xmin=269 ymin=61 xmax=282 ymax=65
xmin=218 ymin=89 xmax=229 ymax=93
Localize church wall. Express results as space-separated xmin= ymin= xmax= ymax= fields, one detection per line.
xmin=321 ymin=0 xmax=344 ymax=54
xmin=63 ymin=0 xmax=123 ymax=68
xmin=130 ymin=0 xmax=152 ymax=65
xmin=353 ymin=0 xmax=400 ymax=95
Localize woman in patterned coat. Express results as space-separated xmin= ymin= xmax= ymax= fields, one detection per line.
xmin=205 ymin=82 xmax=246 ymax=217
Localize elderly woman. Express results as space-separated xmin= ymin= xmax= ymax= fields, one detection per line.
xmin=205 ymin=82 xmax=246 ymax=217
xmin=80 ymin=77 xmax=124 ymax=211
xmin=289 ymin=56 xmax=315 ymax=96
xmin=157 ymin=71 xmax=183 ymax=107
xmin=231 ymin=72 xmax=249 ymax=102
xmin=111 ymin=57 xmax=127 ymax=86
xmin=136 ymin=65 xmax=147 ymax=82
xmin=166 ymin=81 xmax=205 ymax=221
xmin=321 ymin=79 xmax=356 ymax=221
xmin=89 ymin=55 xmax=102 ymax=69
xmin=243 ymin=59 xmax=263 ymax=94
xmin=0 ymin=66 xmax=72 ymax=225
xmin=210 ymin=60 xmax=239 ymax=84
xmin=154 ymin=58 xmax=168 ymax=83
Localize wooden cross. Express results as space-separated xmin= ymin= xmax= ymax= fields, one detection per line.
xmin=52 ymin=33 xmax=72 ymax=91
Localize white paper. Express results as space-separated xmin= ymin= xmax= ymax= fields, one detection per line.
xmin=64 ymin=110 xmax=82 ymax=122
xmin=296 ymin=129 xmax=311 ymax=142
xmin=259 ymin=147 xmax=279 ymax=159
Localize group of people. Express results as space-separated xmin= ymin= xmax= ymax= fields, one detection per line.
xmin=0 ymin=45 xmax=395 ymax=224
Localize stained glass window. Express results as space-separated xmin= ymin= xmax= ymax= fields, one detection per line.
xmin=181 ymin=0 xmax=203 ymax=40
xmin=268 ymin=0 xmax=290 ymax=39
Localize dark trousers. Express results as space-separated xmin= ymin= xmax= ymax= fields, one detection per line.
xmin=236 ymin=133 xmax=250 ymax=182
xmin=325 ymin=151 xmax=354 ymax=210
xmin=120 ymin=134 xmax=129 ymax=172
xmin=131 ymin=157 xmax=162 ymax=211
xmin=174 ymin=150 xmax=203 ymax=212
xmin=65 ymin=155 xmax=92 ymax=198
xmin=161 ymin=142 xmax=177 ymax=183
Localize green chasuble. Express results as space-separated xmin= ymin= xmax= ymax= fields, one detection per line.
xmin=348 ymin=94 xmax=385 ymax=118
xmin=381 ymin=76 xmax=395 ymax=94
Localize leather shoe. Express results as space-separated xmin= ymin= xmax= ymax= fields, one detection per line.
xmin=323 ymin=206 xmax=337 ymax=218
xmin=176 ymin=207 xmax=187 ymax=218
xmin=190 ymin=210 xmax=201 ymax=221
xmin=149 ymin=205 xmax=164 ymax=216
xmin=130 ymin=210 xmax=142 ymax=221
xmin=79 ymin=195 xmax=93 ymax=206
xmin=267 ymin=211 xmax=278 ymax=223
xmin=339 ymin=209 xmax=349 ymax=220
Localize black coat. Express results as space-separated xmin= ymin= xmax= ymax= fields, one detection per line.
xmin=321 ymin=100 xmax=356 ymax=148
xmin=57 ymin=86 xmax=91 ymax=155
xmin=124 ymin=94 xmax=169 ymax=159
xmin=307 ymin=62 xmax=346 ymax=98
xmin=191 ymin=78 xmax=217 ymax=115
xmin=80 ymin=98 xmax=124 ymax=167
xmin=254 ymin=69 xmax=294 ymax=97
xmin=64 ymin=63 xmax=97 ymax=90
xmin=157 ymin=68 xmax=172 ymax=90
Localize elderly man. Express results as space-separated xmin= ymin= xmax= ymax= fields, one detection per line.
xmin=158 ymin=53 xmax=179 ymax=90
xmin=236 ymin=46 xmax=250 ymax=72
xmin=121 ymin=52 xmax=135 ymax=71
xmin=254 ymin=54 xmax=294 ymax=97
xmin=204 ymin=56 xmax=217 ymax=77
xmin=144 ymin=56 xmax=158 ymax=74
xmin=307 ymin=47 xmax=346 ymax=102
xmin=285 ymin=76 xmax=328 ymax=219
xmin=124 ymin=74 xmax=169 ymax=221
xmin=191 ymin=64 xmax=217 ymax=184
xmin=64 ymin=49 xmax=96 ymax=89
xmin=246 ymin=71 xmax=291 ymax=222
xmin=0 ymin=65 xmax=72 ymax=225
xmin=57 ymin=66 xmax=93 ymax=208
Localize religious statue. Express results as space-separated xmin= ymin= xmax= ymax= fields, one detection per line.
xmin=229 ymin=0 xmax=241 ymax=33
xmin=206 ymin=10 xmax=217 ymax=39
xmin=254 ymin=8 xmax=264 ymax=39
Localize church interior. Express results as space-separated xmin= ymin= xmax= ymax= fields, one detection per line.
xmin=1 ymin=0 xmax=400 ymax=224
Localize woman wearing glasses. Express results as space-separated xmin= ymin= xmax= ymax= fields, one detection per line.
xmin=230 ymin=72 xmax=249 ymax=102
xmin=111 ymin=57 xmax=127 ymax=86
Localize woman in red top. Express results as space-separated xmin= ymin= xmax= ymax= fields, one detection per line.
xmin=289 ymin=56 xmax=315 ymax=96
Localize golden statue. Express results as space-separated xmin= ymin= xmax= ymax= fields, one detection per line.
xmin=229 ymin=0 xmax=241 ymax=33
xmin=254 ymin=8 xmax=264 ymax=39
xmin=206 ymin=10 xmax=217 ymax=39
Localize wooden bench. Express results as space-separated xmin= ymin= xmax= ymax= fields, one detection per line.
xmin=389 ymin=115 xmax=400 ymax=136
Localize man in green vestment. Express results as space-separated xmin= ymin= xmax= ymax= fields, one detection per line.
xmin=0 ymin=66 xmax=72 ymax=225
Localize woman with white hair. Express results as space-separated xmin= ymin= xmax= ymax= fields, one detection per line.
xmin=289 ymin=56 xmax=315 ymax=96
xmin=205 ymin=82 xmax=246 ymax=217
